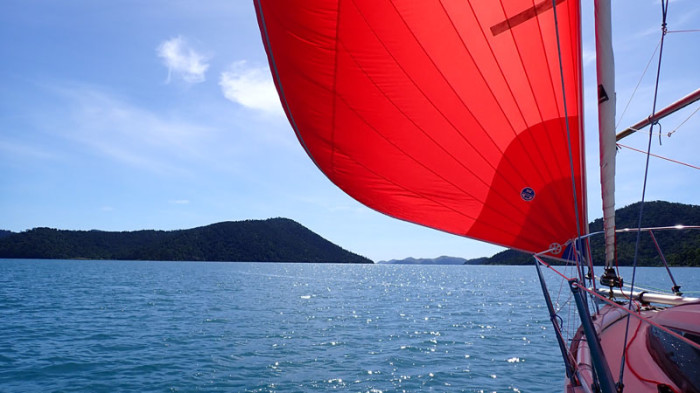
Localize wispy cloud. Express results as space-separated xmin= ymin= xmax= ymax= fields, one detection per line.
xmin=0 ymin=138 xmax=59 ymax=161
xmin=50 ymin=85 xmax=215 ymax=175
xmin=670 ymin=5 xmax=700 ymax=29
xmin=170 ymin=199 xmax=190 ymax=205
xmin=219 ymin=61 xmax=282 ymax=115
xmin=157 ymin=36 xmax=209 ymax=84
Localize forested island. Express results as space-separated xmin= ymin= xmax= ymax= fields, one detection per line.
xmin=0 ymin=218 xmax=372 ymax=263
xmin=379 ymin=201 xmax=699 ymax=266
xmin=1 ymin=201 xmax=698 ymax=265
xmin=476 ymin=201 xmax=700 ymax=266
xmin=378 ymin=256 xmax=488 ymax=265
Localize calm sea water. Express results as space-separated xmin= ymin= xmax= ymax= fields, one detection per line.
xmin=1 ymin=260 xmax=698 ymax=393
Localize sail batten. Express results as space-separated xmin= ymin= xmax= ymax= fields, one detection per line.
xmin=255 ymin=0 xmax=587 ymax=256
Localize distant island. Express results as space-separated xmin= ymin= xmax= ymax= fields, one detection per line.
xmin=378 ymin=256 xmax=487 ymax=265
xmin=391 ymin=201 xmax=699 ymax=267
xmin=479 ymin=201 xmax=700 ymax=267
xmin=1 ymin=201 xmax=698 ymax=266
xmin=0 ymin=218 xmax=372 ymax=264
xmin=382 ymin=201 xmax=700 ymax=266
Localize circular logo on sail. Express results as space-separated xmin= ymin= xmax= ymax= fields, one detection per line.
xmin=520 ymin=187 xmax=535 ymax=201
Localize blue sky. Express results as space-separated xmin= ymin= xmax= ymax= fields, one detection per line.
xmin=1 ymin=1 xmax=699 ymax=262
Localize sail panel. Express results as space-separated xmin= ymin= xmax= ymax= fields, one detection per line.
xmin=255 ymin=0 xmax=587 ymax=256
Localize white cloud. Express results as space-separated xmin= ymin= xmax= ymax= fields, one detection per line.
xmin=157 ymin=36 xmax=209 ymax=84
xmin=219 ymin=61 xmax=282 ymax=115
xmin=50 ymin=85 xmax=215 ymax=175
xmin=170 ymin=199 xmax=190 ymax=205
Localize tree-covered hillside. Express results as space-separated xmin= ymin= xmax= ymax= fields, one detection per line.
xmin=588 ymin=201 xmax=700 ymax=266
xmin=480 ymin=201 xmax=700 ymax=266
xmin=0 ymin=218 xmax=372 ymax=263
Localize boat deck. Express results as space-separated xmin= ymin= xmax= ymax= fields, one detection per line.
xmin=567 ymin=301 xmax=700 ymax=393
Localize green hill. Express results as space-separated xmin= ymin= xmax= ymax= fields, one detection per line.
xmin=480 ymin=201 xmax=700 ymax=266
xmin=0 ymin=218 xmax=372 ymax=263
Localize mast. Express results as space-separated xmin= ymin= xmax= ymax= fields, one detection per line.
xmin=595 ymin=0 xmax=619 ymax=284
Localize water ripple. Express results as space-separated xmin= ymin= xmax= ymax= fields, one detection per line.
xmin=2 ymin=260 xmax=695 ymax=392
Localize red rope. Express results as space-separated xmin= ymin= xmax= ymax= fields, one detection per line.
xmin=625 ymin=320 xmax=680 ymax=393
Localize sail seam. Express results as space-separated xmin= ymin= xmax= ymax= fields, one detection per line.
xmin=330 ymin=0 xmax=343 ymax=175
xmin=468 ymin=0 xmax=567 ymax=205
xmin=343 ymin=0 xmax=557 ymax=239
xmin=451 ymin=0 xmax=570 ymax=222
xmin=458 ymin=0 xmax=582 ymax=238
xmin=522 ymin=0 xmax=583 ymax=230
xmin=333 ymin=40 xmax=539 ymax=242
xmin=328 ymin=136 xmax=540 ymax=244
xmin=383 ymin=1 xmax=534 ymax=189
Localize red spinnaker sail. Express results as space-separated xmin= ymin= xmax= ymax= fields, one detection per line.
xmin=255 ymin=0 xmax=587 ymax=256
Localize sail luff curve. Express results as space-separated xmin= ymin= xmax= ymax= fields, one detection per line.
xmin=255 ymin=0 xmax=588 ymax=257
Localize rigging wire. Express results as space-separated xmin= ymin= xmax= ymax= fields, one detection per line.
xmin=667 ymin=104 xmax=700 ymax=137
xmin=617 ymin=143 xmax=700 ymax=170
xmin=648 ymin=230 xmax=682 ymax=294
xmin=617 ymin=0 xmax=671 ymax=388
xmin=575 ymin=283 xmax=700 ymax=352
xmin=667 ymin=29 xmax=700 ymax=34
xmin=615 ymin=40 xmax=661 ymax=130
xmin=550 ymin=0 xmax=586 ymax=286
xmin=535 ymin=256 xmax=700 ymax=351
